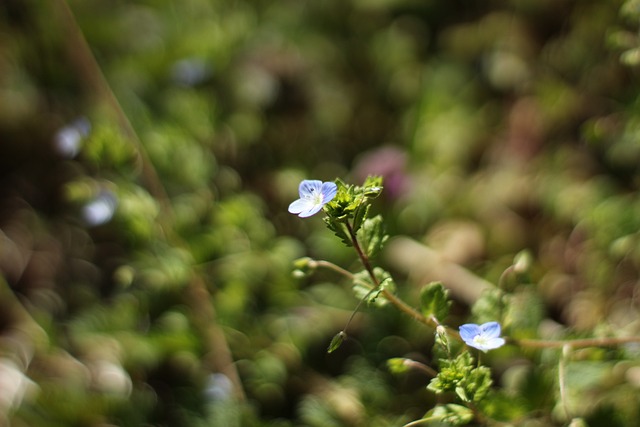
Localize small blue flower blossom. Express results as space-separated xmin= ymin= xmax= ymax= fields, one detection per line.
xmin=288 ymin=180 xmax=337 ymax=218
xmin=54 ymin=117 xmax=91 ymax=158
xmin=82 ymin=191 xmax=118 ymax=226
xmin=459 ymin=321 xmax=506 ymax=353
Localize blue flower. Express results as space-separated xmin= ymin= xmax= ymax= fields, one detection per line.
xmin=54 ymin=117 xmax=91 ymax=158
xmin=82 ymin=191 xmax=118 ymax=226
xmin=459 ymin=322 xmax=505 ymax=352
xmin=288 ymin=180 xmax=337 ymax=218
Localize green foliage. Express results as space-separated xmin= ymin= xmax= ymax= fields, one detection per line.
xmin=428 ymin=352 xmax=493 ymax=404
xmin=420 ymin=282 xmax=451 ymax=322
xmin=478 ymin=391 xmax=528 ymax=423
xmin=357 ymin=214 xmax=389 ymax=258
xmin=352 ymin=267 xmax=396 ymax=307
xmin=323 ymin=176 xmax=385 ymax=248
xmin=424 ymin=404 xmax=474 ymax=426
xmin=386 ymin=358 xmax=412 ymax=375
xmin=84 ymin=122 xmax=138 ymax=172
xmin=6 ymin=0 xmax=640 ymax=425
xmin=471 ymin=289 xmax=506 ymax=325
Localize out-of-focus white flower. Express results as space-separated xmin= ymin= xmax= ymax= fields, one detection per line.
xmin=90 ymin=360 xmax=132 ymax=396
xmin=0 ymin=358 xmax=36 ymax=413
xmin=54 ymin=117 xmax=91 ymax=158
xmin=204 ymin=373 xmax=233 ymax=402
xmin=82 ymin=191 xmax=118 ymax=226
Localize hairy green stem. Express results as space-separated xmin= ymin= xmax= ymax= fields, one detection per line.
xmin=313 ymin=259 xmax=640 ymax=350
xmin=345 ymin=220 xmax=378 ymax=285
xmin=314 ymin=259 xmax=454 ymax=335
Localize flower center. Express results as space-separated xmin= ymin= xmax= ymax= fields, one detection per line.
xmin=306 ymin=188 xmax=323 ymax=204
xmin=473 ymin=335 xmax=488 ymax=346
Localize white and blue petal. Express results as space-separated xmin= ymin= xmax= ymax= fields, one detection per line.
xmin=459 ymin=321 xmax=505 ymax=353
xmin=321 ymin=182 xmax=337 ymax=202
xmin=480 ymin=322 xmax=501 ymax=339
xmin=459 ymin=324 xmax=481 ymax=343
xmin=288 ymin=179 xmax=337 ymax=218
xmin=299 ymin=180 xmax=323 ymax=198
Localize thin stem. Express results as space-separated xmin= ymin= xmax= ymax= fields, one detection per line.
xmin=340 ymin=283 xmax=381 ymax=335
xmin=313 ymin=260 xmax=456 ymax=335
xmin=313 ymin=260 xmax=431 ymax=327
xmin=312 ymin=259 xmax=640 ymax=350
xmin=344 ymin=220 xmax=378 ymax=285
xmin=558 ymin=345 xmax=571 ymax=421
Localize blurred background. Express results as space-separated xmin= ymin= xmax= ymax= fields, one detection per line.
xmin=2 ymin=0 xmax=640 ymax=425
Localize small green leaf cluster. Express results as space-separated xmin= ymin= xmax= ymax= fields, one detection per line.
xmin=323 ymin=176 xmax=384 ymax=247
xmin=428 ymin=351 xmax=493 ymax=403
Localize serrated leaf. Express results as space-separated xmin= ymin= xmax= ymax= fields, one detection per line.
xmin=420 ymin=282 xmax=451 ymax=322
xmin=351 ymin=203 xmax=370 ymax=235
xmin=327 ymin=331 xmax=347 ymax=353
xmin=465 ymin=365 xmax=493 ymax=402
xmin=357 ymin=215 xmax=388 ymax=258
xmin=362 ymin=175 xmax=384 ymax=198
xmin=351 ymin=268 xmax=395 ymax=307
xmin=323 ymin=216 xmax=352 ymax=247
xmin=427 ymin=404 xmax=474 ymax=425
xmin=427 ymin=352 xmax=474 ymax=395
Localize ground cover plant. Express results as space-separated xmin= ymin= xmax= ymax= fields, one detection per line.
xmin=2 ymin=0 xmax=640 ymax=426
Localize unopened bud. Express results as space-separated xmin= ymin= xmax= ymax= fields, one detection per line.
xmin=513 ymin=250 xmax=532 ymax=274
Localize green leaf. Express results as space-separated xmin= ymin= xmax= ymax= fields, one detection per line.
xmin=420 ymin=282 xmax=451 ymax=322
xmin=435 ymin=325 xmax=451 ymax=355
xmin=427 ymin=404 xmax=474 ymax=425
xmin=351 ymin=203 xmax=370 ymax=235
xmin=428 ymin=351 xmax=493 ymax=403
xmin=471 ymin=288 xmax=506 ymax=324
xmin=327 ymin=331 xmax=347 ymax=353
xmin=464 ymin=365 xmax=493 ymax=402
xmin=324 ymin=179 xmax=357 ymax=220
xmin=428 ymin=352 xmax=474 ymax=394
xmin=352 ymin=268 xmax=395 ymax=307
xmin=504 ymin=287 xmax=544 ymax=338
xmin=357 ymin=215 xmax=388 ymax=258
xmin=477 ymin=390 xmax=528 ymax=422
xmin=455 ymin=386 xmax=468 ymax=402
xmin=323 ymin=216 xmax=352 ymax=247
xmin=387 ymin=358 xmax=412 ymax=375
xmin=362 ymin=175 xmax=384 ymax=198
